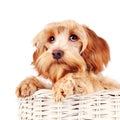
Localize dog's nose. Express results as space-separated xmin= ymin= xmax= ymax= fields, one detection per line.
xmin=52 ymin=50 xmax=64 ymax=59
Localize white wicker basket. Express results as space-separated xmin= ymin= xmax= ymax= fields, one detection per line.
xmin=18 ymin=89 xmax=120 ymax=120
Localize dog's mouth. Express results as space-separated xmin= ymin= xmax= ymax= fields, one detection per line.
xmin=53 ymin=59 xmax=63 ymax=64
xmin=53 ymin=58 xmax=78 ymax=72
xmin=52 ymin=59 xmax=78 ymax=72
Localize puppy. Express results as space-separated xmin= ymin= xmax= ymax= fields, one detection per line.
xmin=16 ymin=20 xmax=120 ymax=102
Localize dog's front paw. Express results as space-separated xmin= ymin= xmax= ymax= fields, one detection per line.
xmin=16 ymin=76 xmax=43 ymax=98
xmin=53 ymin=79 xmax=75 ymax=102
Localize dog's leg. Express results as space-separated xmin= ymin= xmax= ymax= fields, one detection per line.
xmin=53 ymin=73 xmax=92 ymax=102
xmin=16 ymin=76 xmax=45 ymax=98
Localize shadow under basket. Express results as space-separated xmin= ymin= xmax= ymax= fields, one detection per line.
xmin=18 ymin=89 xmax=120 ymax=120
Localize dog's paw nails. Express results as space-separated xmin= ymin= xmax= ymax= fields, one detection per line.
xmin=16 ymin=84 xmax=38 ymax=98
xmin=16 ymin=77 xmax=40 ymax=98
xmin=52 ymin=79 xmax=75 ymax=102
xmin=53 ymin=90 xmax=65 ymax=102
xmin=53 ymin=87 xmax=68 ymax=102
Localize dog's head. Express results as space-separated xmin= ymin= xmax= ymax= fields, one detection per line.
xmin=33 ymin=20 xmax=110 ymax=82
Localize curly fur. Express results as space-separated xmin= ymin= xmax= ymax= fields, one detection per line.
xmin=16 ymin=20 xmax=120 ymax=102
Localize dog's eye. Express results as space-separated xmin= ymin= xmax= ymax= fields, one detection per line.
xmin=69 ymin=34 xmax=78 ymax=41
xmin=49 ymin=36 xmax=55 ymax=43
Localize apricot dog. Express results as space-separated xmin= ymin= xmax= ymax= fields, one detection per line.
xmin=16 ymin=20 xmax=120 ymax=102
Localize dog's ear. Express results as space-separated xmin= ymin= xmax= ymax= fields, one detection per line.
xmin=32 ymin=31 xmax=47 ymax=65
xmin=33 ymin=31 xmax=43 ymax=48
xmin=82 ymin=26 xmax=110 ymax=73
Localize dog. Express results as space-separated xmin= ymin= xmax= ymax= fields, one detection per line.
xmin=16 ymin=20 xmax=120 ymax=102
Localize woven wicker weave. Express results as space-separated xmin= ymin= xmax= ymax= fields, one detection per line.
xmin=18 ymin=89 xmax=120 ymax=120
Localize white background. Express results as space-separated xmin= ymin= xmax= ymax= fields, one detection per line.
xmin=0 ymin=0 xmax=120 ymax=119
